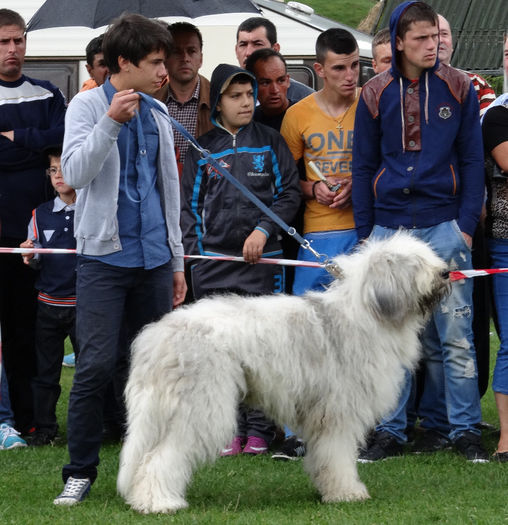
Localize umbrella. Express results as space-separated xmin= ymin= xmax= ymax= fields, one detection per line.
xmin=26 ymin=0 xmax=260 ymax=31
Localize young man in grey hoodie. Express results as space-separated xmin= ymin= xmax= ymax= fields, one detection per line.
xmin=54 ymin=14 xmax=186 ymax=506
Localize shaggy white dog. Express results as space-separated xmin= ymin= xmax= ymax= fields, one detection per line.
xmin=117 ymin=232 xmax=449 ymax=514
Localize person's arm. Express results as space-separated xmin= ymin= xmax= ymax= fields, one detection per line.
xmin=473 ymin=75 xmax=496 ymax=118
xmin=492 ymin=142 xmax=508 ymax=173
xmin=483 ymin=105 xmax=508 ymax=172
xmin=62 ymin=90 xmax=139 ymax=189
xmin=10 ymin=85 xmax=66 ymax=152
xmin=180 ymin=146 xmax=206 ymax=256
xmin=351 ymin=93 xmax=381 ymax=240
xmin=20 ymin=211 xmax=42 ymax=268
xmin=456 ymin=82 xmax=485 ymax=240
xmin=172 ymin=271 xmax=187 ymax=307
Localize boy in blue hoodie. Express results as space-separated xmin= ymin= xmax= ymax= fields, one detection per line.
xmin=352 ymin=1 xmax=487 ymax=462
xmin=181 ymin=64 xmax=301 ymax=456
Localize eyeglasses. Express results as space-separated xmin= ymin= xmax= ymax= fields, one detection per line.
xmin=46 ymin=167 xmax=62 ymax=176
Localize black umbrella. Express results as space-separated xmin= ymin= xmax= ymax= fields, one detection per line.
xmin=26 ymin=0 xmax=260 ymax=31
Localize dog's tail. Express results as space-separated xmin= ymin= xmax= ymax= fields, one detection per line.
xmin=117 ymin=316 xmax=245 ymax=503
xmin=116 ymin=323 xmax=176 ymax=499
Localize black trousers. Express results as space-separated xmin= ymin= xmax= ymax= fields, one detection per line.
xmin=0 ymin=237 xmax=38 ymax=433
xmin=32 ymin=301 xmax=78 ymax=434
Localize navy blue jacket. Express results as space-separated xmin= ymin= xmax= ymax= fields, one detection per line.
xmin=352 ymin=1 xmax=484 ymax=239
xmin=0 ymin=75 xmax=66 ymax=239
xmin=181 ymin=64 xmax=301 ymax=296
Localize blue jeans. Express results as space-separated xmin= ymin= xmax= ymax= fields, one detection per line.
xmin=372 ymin=221 xmax=481 ymax=442
xmin=0 ymin=356 xmax=15 ymax=425
xmin=489 ymin=238 xmax=508 ymax=395
xmin=292 ymin=229 xmax=358 ymax=295
xmin=62 ymin=258 xmax=173 ymax=483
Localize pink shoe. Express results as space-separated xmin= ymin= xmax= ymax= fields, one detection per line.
xmin=243 ymin=436 xmax=268 ymax=455
xmin=220 ymin=436 xmax=245 ymax=456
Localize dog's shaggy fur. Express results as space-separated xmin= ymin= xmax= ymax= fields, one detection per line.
xmin=117 ymin=232 xmax=449 ymax=514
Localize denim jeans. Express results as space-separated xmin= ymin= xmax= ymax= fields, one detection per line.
xmin=0 ymin=354 xmax=15 ymax=425
xmin=62 ymin=258 xmax=173 ymax=483
xmin=292 ymin=229 xmax=358 ymax=295
xmin=488 ymin=238 xmax=508 ymax=395
xmin=372 ymin=221 xmax=481 ymax=442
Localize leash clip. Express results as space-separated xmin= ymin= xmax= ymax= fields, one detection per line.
xmin=301 ymin=239 xmax=344 ymax=279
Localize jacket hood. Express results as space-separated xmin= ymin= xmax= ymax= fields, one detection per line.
xmin=389 ymin=0 xmax=439 ymax=78
xmin=209 ymin=63 xmax=257 ymax=128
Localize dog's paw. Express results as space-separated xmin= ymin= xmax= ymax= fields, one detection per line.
xmin=131 ymin=498 xmax=189 ymax=515
xmin=322 ymin=484 xmax=370 ymax=503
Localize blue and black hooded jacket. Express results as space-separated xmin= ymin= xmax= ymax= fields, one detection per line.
xmin=352 ymin=0 xmax=484 ymax=240
xmin=180 ymin=63 xmax=301 ymax=296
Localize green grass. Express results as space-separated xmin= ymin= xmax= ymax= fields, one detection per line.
xmin=304 ymin=0 xmax=377 ymax=28
xmin=1 ymin=334 xmax=508 ymax=524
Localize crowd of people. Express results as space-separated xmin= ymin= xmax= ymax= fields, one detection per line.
xmin=0 ymin=0 xmax=507 ymax=507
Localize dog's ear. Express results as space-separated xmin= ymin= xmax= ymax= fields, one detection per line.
xmin=361 ymin=253 xmax=418 ymax=324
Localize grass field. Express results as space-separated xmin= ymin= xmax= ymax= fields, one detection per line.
xmin=303 ymin=0 xmax=377 ymax=28
xmin=1 ymin=333 xmax=508 ymax=524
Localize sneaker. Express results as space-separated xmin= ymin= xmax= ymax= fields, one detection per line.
xmin=0 ymin=423 xmax=27 ymax=450
xmin=243 ymin=436 xmax=268 ymax=455
xmin=271 ymin=436 xmax=306 ymax=461
xmin=53 ymin=476 xmax=91 ymax=506
xmin=454 ymin=432 xmax=489 ymax=463
xmin=412 ymin=429 xmax=451 ymax=454
xmin=29 ymin=429 xmax=57 ymax=447
xmin=220 ymin=436 xmax=245 ymax=456
xmin=62 ymin=353 xmax=76 ymax=367
xmin=357 ymin=431 xmax=404 ymax=463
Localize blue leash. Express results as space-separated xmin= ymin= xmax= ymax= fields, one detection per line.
xmin=135 ymin=93 xmax=336 ymax=271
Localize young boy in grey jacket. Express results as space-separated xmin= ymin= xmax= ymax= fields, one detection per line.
xmin=54 ymin=14 xmax=187 ymax=506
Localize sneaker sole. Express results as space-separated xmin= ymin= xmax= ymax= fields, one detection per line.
xmin=53 ymin=488 xmax=90 ymax=506
xmin=1 ymin=441 xmax=27 ymax=450
xmin=357 ymin=455 xmax=403 ymax=463
xmin=53 ymin=497 xmax=82 ymax=506
xmin=412 ymin=446 xmax=452 ymax=454
xmin=271 ymin=453 xmax=300 ymax=461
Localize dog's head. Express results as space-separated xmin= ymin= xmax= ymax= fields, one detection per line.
xmin=331 ymin=231 xmax=449 ymax=325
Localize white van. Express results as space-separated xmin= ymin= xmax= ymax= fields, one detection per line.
xmin=5 ymin=0 xmax=373 ymax=100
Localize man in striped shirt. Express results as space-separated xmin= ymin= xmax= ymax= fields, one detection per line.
xmin=437 ymin=14 xmax=495 ymax=116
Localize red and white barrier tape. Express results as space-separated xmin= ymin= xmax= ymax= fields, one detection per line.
xmin=2 ymin=246 xmax=508 ymax=281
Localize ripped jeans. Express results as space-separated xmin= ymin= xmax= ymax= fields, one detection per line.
xmin=371 ymin=221 xmax=481 ymax=442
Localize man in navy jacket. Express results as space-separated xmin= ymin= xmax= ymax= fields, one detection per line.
xmin=0 ymin=8 xmax=65 ymax=435
xmin=352 ymin=1 xmax=487 ymax=462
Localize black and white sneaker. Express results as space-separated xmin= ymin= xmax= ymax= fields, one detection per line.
xmin=358 ymin=431 xmax=404 ymax=463
xmin=271 ymin=436 xmax=306 ymax=461
xmin=453 ymin=432 xmax=489 ymax=463
xmin=53 ymin=476 xmax=91 ymax=506
xmin=412 ymin=429 xmax=451 ymax=454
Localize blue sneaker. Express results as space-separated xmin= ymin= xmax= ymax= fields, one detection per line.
xmin=53 ymin=476 xmax=91 ymax=506
xmin=0 ymin=423 xmax=27 ymax=450
xmin=62 ymin=353 xmax=75 ymax=367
